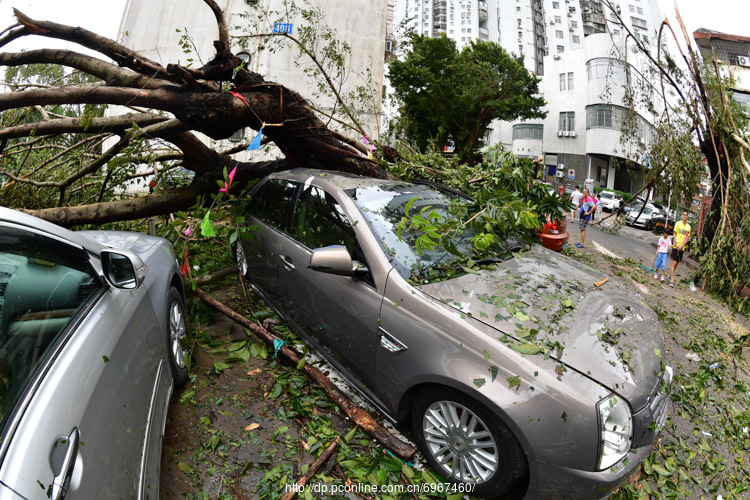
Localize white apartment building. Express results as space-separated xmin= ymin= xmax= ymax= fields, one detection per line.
xmin=392 ymin=0 xmax=665 ymax=193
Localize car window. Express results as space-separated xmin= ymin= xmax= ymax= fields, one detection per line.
xmin=0 ymin=227 xmax=103 ymax=430
xmin=248 ymin=179 xmax=298 ymax=229
xmin=292 ymin=185 xmax=357 ymax=254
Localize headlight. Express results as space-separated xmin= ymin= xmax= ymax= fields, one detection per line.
xmin=597 ymin=394 xmax=633 ymax=470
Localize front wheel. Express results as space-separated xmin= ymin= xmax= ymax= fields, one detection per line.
xmin=166 ymin=286 xmax=188 ymax=385
xmin=412 ymin=387 xmax=527 ymax=497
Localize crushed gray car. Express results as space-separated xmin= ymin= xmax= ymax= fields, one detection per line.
xmin=235 ymin=169 xmax=673 ymax=498
xmin=0 ymin=207 xmax=187 ymax=499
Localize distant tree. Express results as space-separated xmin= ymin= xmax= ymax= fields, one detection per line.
xmin=388 ymin=34 xmax=546 ymax=163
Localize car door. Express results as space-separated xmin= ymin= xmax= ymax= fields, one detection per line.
xmin=0 ymin=224 xmax=163 ymax=499
xmin=276 ymin=183 xmax=383 ymax=391
xmin=240 ymin=178 xmax=299 ymax=308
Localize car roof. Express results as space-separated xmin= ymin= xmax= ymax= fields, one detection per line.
xmin=0 ymin=207 xmax=105 ymax=254
xmin=269 ymin=168 xmax=414 ymax=192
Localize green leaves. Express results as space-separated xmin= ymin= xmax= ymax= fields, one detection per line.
xmin=509 ymin=343 xmax=544 ymax=355
xmin=506 ymin=375 xmax=521 ymax=389
xmin=388 ymin=33 xmax=546 ymax=162
xmin=473 ymin=378 xmax=486 ymax=388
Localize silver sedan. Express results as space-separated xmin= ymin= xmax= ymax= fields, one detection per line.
xmin=0 ymin=208 xmax=187 ymax=499
xmin=235 ymin=169 xmax=673 ymax=498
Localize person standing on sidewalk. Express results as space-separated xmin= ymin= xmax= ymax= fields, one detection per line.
xmin=575 ymin=188 xmax=596 ymax=248
xmin=570 ymin=186 xmax=583 ymax=221
xmin=669 ymin=210 xmax=691 ymax=287
xmin=654 ymin=229 xmax=672 ymax=282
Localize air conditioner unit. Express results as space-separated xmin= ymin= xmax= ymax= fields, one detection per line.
xmin=557 ymin=131 xmax=563 ymax=137
xmin=738 ymin=55 xmax=750 ymax=67
xmin=569 ymin=131 xmax=576 ymax=137
xmin=556 ymin=170 xmax=565 ymax=177
xmin=563 ymin=131 xmax=570 ymax=136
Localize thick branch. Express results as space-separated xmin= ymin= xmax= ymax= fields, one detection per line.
xmin=201 ymin=0 xmax=230 ymax=55
xmin=0 ymin=49 xmax=177 ymax=89
xmin=194 ymin=288 xmax=417 ymax=461
xmin=11 ymin=9 xmax=174 ymax=82
xmin=0 ymin=113 xmax=168 ymax=140
xmin=22 ymin=158 xmax=289 ymax=226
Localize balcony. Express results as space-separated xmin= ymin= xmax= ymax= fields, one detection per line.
xmin=479 ymin=27 xmax=489 ymax=40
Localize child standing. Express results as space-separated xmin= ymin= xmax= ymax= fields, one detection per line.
xmin=654 ymin=229 xmax=672 ymax=281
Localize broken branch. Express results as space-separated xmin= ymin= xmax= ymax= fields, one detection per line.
xmin=193 ymin=288 xmax=417 ymax=461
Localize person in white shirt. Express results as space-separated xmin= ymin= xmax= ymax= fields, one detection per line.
xmin=654 ymin=229 xmax=672 ymax=282
xmin=569 ymin=186 xmax=583 ymax=221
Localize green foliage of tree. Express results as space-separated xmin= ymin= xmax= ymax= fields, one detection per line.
xmin=383 ymin=146 xmax=571 ymax=279
xmin=388 ymin=34 xmax=546 ymax=163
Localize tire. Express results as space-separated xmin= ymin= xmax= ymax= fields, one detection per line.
xmin=166 ymin=286 xmax=188 ymax=385
xmin=234 ymin=241 xmax=249 ymax=279
xmin=412 ymin=387 xmax=528 ymax=498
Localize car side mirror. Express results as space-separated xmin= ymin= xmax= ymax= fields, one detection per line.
xmin=101 ymin=250 xmax=147 ymax=289
xmin=309 ymin=246 xmax=358 ymax=276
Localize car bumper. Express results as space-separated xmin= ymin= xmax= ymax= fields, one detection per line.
xmin=524 ymin=442 xmax=652 ymax=499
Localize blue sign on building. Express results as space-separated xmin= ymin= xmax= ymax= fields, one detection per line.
xmin=273 ymin=23 xmax=293 ymax=34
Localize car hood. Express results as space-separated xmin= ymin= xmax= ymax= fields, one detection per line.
xmin=417 ymin=246 xmax=664 ymax=411
xmin=79 ymin=231 xmax=161 ymax=255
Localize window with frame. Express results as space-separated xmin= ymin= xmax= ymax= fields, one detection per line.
xmin=571 ymin=20 xmax=578 ymax=28
xmin=586 ymin=105 xmax=614 ymax=129
xmin=587 ymin=57 xmax=628 ymax=81
xmin=637 ymin=6 xmax=643 ymax=14
xmin=512 ymin=124 xmax=543 ymax=140
xmin=628 ymin=4 xmax=634 ymax=11
xmin=559 ymin=73 xmax=566 ymax=91
xmin=557 ymin=45 xmax=564 ymax=53
xmin=292 ymin=185 xmax=356 ymax=256
xmin=556 ymin=30 xmax=563 ymax=39
xmin=555 ymin=15 xmax=561 ymax=23
xmin=248 ymin=179 xmax=298 ymax=229
xmin=559 ymin=111 xmax=575 ymax=131
xmin=553 ymin=1 xmax=559 ymax=8
xmin=572 ymin=34 xmax=580 ymax=43
xmin=567 ymin=72 xmax=574 ymax=89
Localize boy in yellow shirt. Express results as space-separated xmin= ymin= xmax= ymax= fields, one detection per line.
xmin=669 ymin=210 xmax=691 ymax=288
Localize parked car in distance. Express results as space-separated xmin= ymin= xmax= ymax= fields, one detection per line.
xmin=598 ymin=191 xmax=621 ymax=212
xmin=235 ymin=169 xmax=673 ymax=498
xmin=0 ymin=208 xmax=187 ymax=499
xmin=625 ymin=204 xmax=663 ymax=230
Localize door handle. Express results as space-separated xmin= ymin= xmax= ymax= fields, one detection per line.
xmin=279 ymin=255 xmax=295 ymax=271
xmin=51 ymin=427 xmax=79 ymax=500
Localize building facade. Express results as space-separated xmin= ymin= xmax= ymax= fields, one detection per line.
xmin=392 ymin=0 xmax=665 ymax=194
xmin=694 ymin=29 xmax=750 ymax=113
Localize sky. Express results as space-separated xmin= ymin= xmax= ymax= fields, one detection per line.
xmin=0 ymin=0 xmax=127 ymax=57
xmin=0 ymin=0 xmax=747 ymax=61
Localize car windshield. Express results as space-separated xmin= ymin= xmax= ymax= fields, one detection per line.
xmin=350 ymin=183 xmax=481 ymax=280
xmin=601 ymin=192 xmax=614 ymax=199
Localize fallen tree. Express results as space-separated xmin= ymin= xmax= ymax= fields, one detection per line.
xmin=0 ymin=0 xmax=386 ymax=226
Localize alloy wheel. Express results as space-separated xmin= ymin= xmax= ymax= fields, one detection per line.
xmin=422 ymin=401 xmax=498 ymax=484
xmin=169 ymin=299 xmax=187 ymax=369
xmin=235 ymin=242 xmax=249 ymax=277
